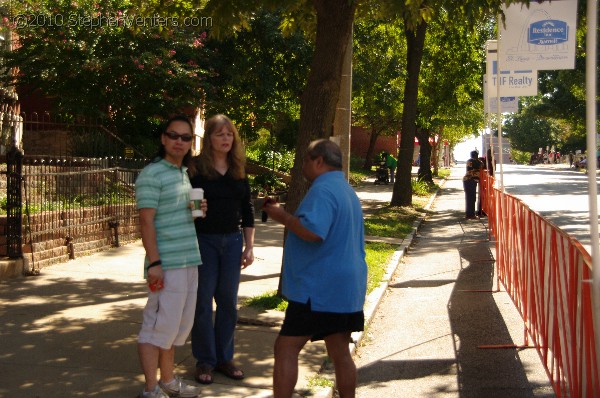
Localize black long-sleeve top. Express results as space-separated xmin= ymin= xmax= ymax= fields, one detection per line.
xmin=190 ymin=171 xmax=255 ymax=234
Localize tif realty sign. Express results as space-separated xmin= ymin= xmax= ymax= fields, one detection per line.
xmin=486 ymin=40 xmax=538 ymax=97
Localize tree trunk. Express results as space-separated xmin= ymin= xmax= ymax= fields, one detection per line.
xmin=285 ymin=0 xmax=357 ymax=216
xmin=391 ymin=20 xmax=427 ymax=206
xmin=431 ymin=139 xmax=439 ymax=176
xmin=277 ymin=0 xmax=357 ymax=296
xmin=362 ymin=127 xmax=381 ymax=170
xmin=416 ymin=128 xmax=433 ymax=183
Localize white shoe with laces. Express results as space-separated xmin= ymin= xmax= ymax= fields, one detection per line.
xmin=159 ymin=376 xmax=201 ymax=397
xmin=139 ymin=384 xmax=169 ymax=398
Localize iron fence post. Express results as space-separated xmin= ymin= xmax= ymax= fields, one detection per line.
xmin=6 ymin=145 xmax=23 ymax=258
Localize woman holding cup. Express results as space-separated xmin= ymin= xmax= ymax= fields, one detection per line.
xmin=188 ymin=114 xmax=255 ymax=384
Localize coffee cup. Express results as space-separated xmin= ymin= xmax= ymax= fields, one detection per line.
xmin=190 ymin=188 xmax=204 ymax=217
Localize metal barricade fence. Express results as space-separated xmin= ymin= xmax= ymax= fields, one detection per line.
xmin=481 ymin=170 xmax=599 ymax=397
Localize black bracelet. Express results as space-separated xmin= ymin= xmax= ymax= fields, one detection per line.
xmin=147 ymin=260 xmax=162 ymax=270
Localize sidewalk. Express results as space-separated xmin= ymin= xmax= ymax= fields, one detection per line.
xmin=0 ymin=166 xmax=553 ymax=397
xmin=0 ymin=217 xmax=296 ymax=397
xmin=354 ymin=166 xmax=554 ymax=397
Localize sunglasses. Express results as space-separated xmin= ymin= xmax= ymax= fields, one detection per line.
xmin=164 ymin=131 xmax=193 ymax=142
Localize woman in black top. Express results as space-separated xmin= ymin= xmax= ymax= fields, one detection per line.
xmin=189 ymin=114 xmax=255 ymax=384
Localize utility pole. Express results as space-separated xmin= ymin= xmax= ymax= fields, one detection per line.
xmin=333 ymin=26 xmax=353 ymax=179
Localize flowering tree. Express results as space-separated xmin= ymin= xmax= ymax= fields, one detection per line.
xmin=1 ymin=0 xmax=212 ymax=145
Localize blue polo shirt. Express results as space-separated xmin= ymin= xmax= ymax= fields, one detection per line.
xmin=135 ymin=158 xmax=201 ymax=276
xmin=282 ymin=171 xmax=367 ymax=313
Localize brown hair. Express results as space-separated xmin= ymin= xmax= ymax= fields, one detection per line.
xmin=193 ymin=114 xmax=246 ymax=179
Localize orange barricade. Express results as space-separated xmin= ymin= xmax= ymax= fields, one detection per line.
xmin=480 ymin=170 xmax=599 ymax=397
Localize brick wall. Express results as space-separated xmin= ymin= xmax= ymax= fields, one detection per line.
xmin=0 ymin=205 xmax=140 ymax=269
xmin=350 ymin=126 xmax=398 ymax=159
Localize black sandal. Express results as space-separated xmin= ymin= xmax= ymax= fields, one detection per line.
xmin=215 ymin=361 xmax=245 ymax=380
xmin=195 ymin=365 xmax=214 ymax=385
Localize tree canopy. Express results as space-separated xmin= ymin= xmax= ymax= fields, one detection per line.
xmin=201 ymin=10 xmax=312 ymax=148
xmin=352 ymin=18 xmax=405 ymax=169
xmin=1 ymin=0 xmax=213 ymax=149
xmin=504 ymin=108 xmax=564 ymax=154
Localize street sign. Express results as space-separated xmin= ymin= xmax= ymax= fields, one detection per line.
xmin=488 ymin=96 xmax=519 ymax=114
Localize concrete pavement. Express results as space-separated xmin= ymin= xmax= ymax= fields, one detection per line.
xmin=354 ymin=166 xmax=555 ymax=397
xmin=0 ymin=166 xmax=555 ymax=397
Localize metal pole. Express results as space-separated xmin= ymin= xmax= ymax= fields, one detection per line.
xmin=586 ymin=0 xmax=600 ymax=382
xmin=333 ymin=25 xmax=353 ymax=179
xmin=495 ymin=18 xmax=507 ymax=297
xmin=495 ymin=39 xmax=504 ymax=192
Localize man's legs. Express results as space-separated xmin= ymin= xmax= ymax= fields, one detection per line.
xmin=324 ymin=332 xmax=356 ymax=398
xmin=273 ymin=335 xmax=311 ymax=398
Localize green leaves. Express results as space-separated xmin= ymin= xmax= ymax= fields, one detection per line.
xmin=201 ymin=11 xmax=311 ymax=146
xmin=352 ymin=19 xmax=405 ymax=136
xmin=1 ymin=0 xmax=213 ymax=142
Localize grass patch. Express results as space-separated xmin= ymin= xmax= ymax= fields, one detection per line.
xmin=365 ymin=242 xmax=397 ymax=294
xmin=364 ymin=205 xmax=424 ymax=239
xmin=243 ymin=167 xmax=445 ymax=311
xmin=435 ymin=167 xmax=451 ymax=179
xmin=412 ymin=178 xmax=441 ymax=196
xmin=243 ymin=242 xmax=398 ymax=310
xmin=307 ymin=375 xmax=334 ymax=389
xmin=243 ymin=290 xmax=288 ymax=311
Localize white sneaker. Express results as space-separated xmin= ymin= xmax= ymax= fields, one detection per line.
xmin=139 ymin=384 xmax=169 ymax=398
xmin=159 ymin=376 xmax=200 ymax=397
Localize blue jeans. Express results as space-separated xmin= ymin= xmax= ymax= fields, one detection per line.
xmin=191 ymin=231 xmax=243 ymax=368
xmin=463 ymin=179 xmax=478 ymax=217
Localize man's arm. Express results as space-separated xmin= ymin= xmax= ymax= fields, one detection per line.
xmin=263 ymin=203 xmax=321 ymax=242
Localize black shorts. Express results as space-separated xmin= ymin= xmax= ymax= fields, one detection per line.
xmin=280 ymin=300 xmax=364 ymax=342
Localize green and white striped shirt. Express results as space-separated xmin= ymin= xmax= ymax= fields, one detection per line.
xmin=135 ymin=158 xmax=201 ymax=276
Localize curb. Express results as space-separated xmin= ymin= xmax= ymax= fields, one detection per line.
xmin=312 ymin=177 xmax=447 ymax=398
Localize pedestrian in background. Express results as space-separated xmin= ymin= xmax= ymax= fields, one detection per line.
xmin=189 ymin=114 xmax=255 ymax=385
xmin=135 ymin=115 xmax=205 ymax=398
xmin=463 ymin=150 xmax=482 ymax=220
xmin=263 ymin=139 xmax=367 ymax=398
xmin=383 ymin=151 xmax=397 ymax=183
xmin=486 ymin=148 xmax=494 ymax=177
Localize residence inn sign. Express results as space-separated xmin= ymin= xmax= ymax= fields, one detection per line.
xmin=499 ymin=0 xmax=577 ymax=71
xmin=528 ymin=19 xmax=569 ymax=46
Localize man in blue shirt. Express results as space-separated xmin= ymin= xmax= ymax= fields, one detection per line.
xmin=264 ymin=139 xmax=367 ymax=398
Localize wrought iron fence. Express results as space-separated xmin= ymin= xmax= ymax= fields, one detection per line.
xmin=1 ymin=112 xmax=150 ymax=273
xmin=19 ymin=155 xmax=147 ymax=273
